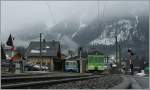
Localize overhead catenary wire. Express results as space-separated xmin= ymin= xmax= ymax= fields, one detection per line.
xmin=96 ymin=0 xmax=100 ymax=46
xmin=96 ymin=0 xmax=107 ymax=46
xmin=45 ymin=1 xmax=56 ymax=26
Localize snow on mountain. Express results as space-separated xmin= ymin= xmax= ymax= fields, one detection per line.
xmin=71 ymin=16 xmax=88 ymax=38
xmin=90 ymin=38 xmax=115 ymax=45
xmin=71 ymin=23 xmax=87 ymax=38
xmin=71 ymin=31 xmax=78 ymax=39
xmin=89 ymin=17 xmax=137 ymax=45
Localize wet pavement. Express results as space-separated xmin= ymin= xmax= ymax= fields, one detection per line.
xmin=134 ymin=76 xmax=149 ymax=89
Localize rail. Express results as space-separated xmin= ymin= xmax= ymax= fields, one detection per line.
xmin=2 ymin=75 xmax=103 ymax=89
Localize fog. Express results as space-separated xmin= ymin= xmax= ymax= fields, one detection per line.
xmin=1 ymin=1 xmax=149 ymax=47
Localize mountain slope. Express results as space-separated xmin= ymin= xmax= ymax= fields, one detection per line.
xmin=40 ymin=10 xmax=149 ymax=58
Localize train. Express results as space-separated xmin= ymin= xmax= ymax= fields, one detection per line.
xmin=65 ymin=52 xmax=108 ymax=73
xmin=87 ymin=54 xmax=106 ymax=72
xmin=65 ymin=60 xmax=79 ymax=72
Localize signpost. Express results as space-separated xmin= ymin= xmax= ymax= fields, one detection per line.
xmin=128 ymin=48 xmax=134 ymax=75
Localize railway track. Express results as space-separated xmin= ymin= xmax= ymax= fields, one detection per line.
xmin=1 ymin=72 xmax=64 ymax=77
xmin=2 ymin=74 xmax=91 ymax=84
xmin=2 ymin=74 xmax=103 ymax=89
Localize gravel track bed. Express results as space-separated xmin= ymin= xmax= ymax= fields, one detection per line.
xmin=42 ymin=75 xmax=123 ymax=89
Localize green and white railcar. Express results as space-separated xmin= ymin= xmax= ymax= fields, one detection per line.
xmin=87 ymin=54 xmax=106 ymax=71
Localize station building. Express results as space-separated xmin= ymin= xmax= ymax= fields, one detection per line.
xmin=26 ymin=40 xmax=65 ymax=72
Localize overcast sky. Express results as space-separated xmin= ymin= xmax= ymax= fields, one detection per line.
xmin=1 ymin=1 xmax=149 ymax=46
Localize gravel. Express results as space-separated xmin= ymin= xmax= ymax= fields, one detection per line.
xmin=45 ymin=75 xmax=123 ymax=89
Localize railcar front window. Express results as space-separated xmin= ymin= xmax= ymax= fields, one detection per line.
xmin=67 ymin=62 xmax=77 ymax=68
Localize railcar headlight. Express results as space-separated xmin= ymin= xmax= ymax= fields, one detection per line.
xmin=113 ymin=64 xmax=117 ymax=67
xmin=104 ymin=66 xmax=107 ymax=69
xmin=88 ymin=65 xmax=94 ymax=69
xmin=98 ymin=66 xmax=102 ymax=69
xmin=89 ymin=65 xmax=94 ymax=68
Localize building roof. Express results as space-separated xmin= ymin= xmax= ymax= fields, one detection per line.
xmin=66 ymin=56 xmax=87 ymax=61
xmin=26 ymin=40 xmax=60 ymax=57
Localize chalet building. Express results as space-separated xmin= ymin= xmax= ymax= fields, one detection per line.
xmin=26 ymin=40 xmax=65 ymax=71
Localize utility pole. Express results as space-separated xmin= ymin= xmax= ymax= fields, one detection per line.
xmin=118 ymin=44 xmax=121 ymax=71
xmin=40 ymin=33 xmax=42 ymax=70
xmin=115 ymin=36 xmax=118 ymax=63
xmin=79 ymin=47 xmax=82 ymax=73
xmin=79 ymin=47 xmax=82 ymax=59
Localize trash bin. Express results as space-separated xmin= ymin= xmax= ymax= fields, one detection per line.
xmin=144 ymin=67 xmax=149 ymax=74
